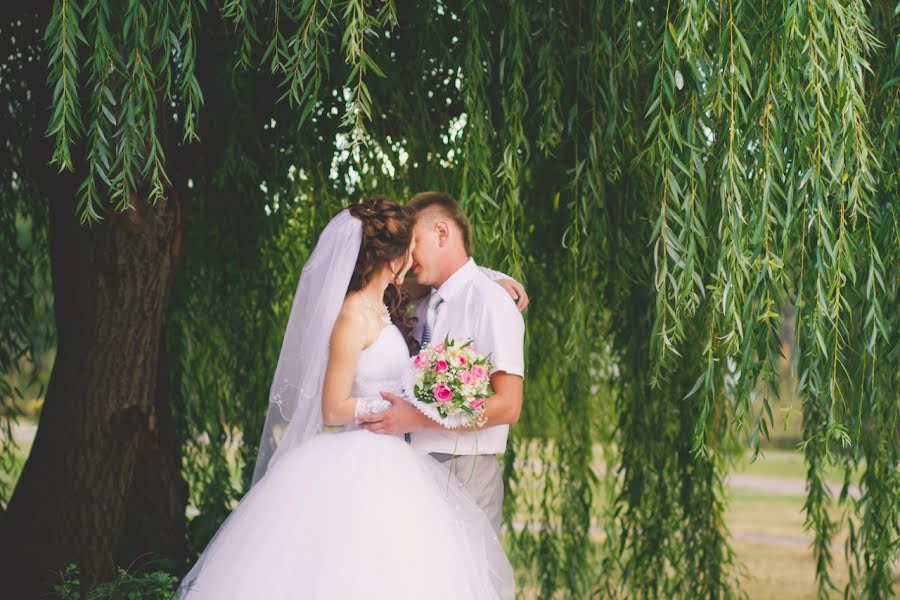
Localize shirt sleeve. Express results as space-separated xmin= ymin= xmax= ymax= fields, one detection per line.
xmin=475 ymin=292 xmax=525 ymax=379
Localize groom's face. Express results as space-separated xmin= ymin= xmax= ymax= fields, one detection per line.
xmin=409 ymin=217 xmax=444 ymax=286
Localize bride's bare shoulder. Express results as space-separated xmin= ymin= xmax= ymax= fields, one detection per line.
xmin=335 ymin=298 xmax=367 ymax=327
xmin=331 ymin=297 xmax=377 ymax=345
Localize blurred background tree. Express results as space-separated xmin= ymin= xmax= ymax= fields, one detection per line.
xmin=1 ymin=1 xmax=897 ymax=598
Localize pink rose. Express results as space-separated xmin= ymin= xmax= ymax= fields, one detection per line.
xmin=433 ymin=384 xmax=453 ymax=403
xmin=413 ymin=353 xmax=431 ymax=369
xmin=470 ymin=398 xmax=486 ymax=409
xmin=434 ymin=341 xmax=446 ymax=353
xmin=471 ymin=365 xmax=487 ymax=380
xmin=434 ymin=360 xmax=448 ymax=373
xmin=450 ymin=353 xmax=467 ymax=368
xmin=459 ymin=370 xmax=474 ymax=385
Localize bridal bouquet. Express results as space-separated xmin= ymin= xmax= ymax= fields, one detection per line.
xmin=403 ymin=337 xmax=493 ymax=428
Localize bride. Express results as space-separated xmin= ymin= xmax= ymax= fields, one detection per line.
xmin=175 ymin=198 xmax=515 ymax=599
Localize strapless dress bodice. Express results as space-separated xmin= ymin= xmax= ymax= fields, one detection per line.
xmin=351 ymin=324 xmax=409 ymax=399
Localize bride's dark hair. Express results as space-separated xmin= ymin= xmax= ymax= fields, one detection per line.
xmin=347 ymin=196 xmax=415 ymax=337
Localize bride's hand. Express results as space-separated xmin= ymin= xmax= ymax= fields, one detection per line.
xmin=498 ymin=279 xmax=529 ymax=312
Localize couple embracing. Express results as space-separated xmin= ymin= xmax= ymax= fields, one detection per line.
xmin=176 ymin=193 xmax=527 ymax=599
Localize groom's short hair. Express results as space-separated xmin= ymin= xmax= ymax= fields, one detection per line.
xmin=407 ymin=192 xmax=474 ymax=257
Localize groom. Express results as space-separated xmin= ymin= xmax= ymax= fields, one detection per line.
xmin=358 ymin=192 xmax=526 ymax=534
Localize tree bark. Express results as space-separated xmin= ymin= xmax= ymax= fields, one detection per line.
xmin=0 ymin=179 xmax=180 ymax=598
xmin=116 ymin=189 xmax=188 ymax=572
xmin=116 ymin=335 xmax=189 ymax=572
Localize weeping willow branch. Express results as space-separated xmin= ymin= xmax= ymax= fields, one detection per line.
xmin=458 ymin=0 xmax=497 ymax=245
xmin=45 ymin=0 xmax=85 ymax=173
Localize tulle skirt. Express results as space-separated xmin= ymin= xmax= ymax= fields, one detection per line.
xmin=175 ymin=429 xmax=514 ymax=600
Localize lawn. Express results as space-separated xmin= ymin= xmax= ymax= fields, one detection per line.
xmin=509 ymin=447 xmax=893 ymax=599
xmin=726 ymin=486 xmax=851 ymax=599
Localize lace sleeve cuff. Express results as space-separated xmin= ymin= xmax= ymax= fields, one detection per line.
xmin=353 ymin=397 xmax=391 ymax=424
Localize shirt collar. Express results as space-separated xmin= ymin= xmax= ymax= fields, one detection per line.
xmin=434 ymin=257 xmax=478 ymax=302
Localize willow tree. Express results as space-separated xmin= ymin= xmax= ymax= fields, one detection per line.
xmin=1 ymin=1 xmax=897 ymax=599
xmin=1 ymin=0 xmax=201 ymax=595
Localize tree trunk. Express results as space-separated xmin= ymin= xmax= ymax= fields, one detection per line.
xmin=116 ymin=190 xmax=188 ymax=571
xmin=115 ymin=330 xmax=189 ymax=572
xmin=0 ymin=180 xmax=180 ymax=598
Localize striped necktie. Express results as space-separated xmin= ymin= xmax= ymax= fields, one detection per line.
xmin=407 ymin=293 xmax=442 ymax=444
xmin=420 ymin=292 xmax=443 ymax=347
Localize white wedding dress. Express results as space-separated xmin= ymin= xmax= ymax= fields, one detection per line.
xmin=176 ymin=323 xmax=514 ymax=600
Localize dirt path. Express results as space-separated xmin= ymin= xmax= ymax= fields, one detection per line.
xmin=727 ymin=473 xmax=859 ymax=499
xmin=507 ymin=522 xmax=813 ymax=547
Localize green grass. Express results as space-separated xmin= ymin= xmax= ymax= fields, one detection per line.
xmin=508 ymin=447 xmax=891 ymax=599
xmin=507 ymin=483 xmax=857 ymax=600
xmin=738 ymin=447 xmax=852 ymax=484
xmin=732 ymin=538 xmax=847 ymax=600
xmin=0 ymin=434 xmax=31 ymax=503
xmin=725 ymin=486 xmax=852 ymax=599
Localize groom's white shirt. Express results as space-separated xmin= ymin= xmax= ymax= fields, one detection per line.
xmin=409 ymin=258 xmax=525 ymax=455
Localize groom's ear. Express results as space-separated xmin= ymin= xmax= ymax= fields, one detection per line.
xmin=435 ymin=221 xmax=451 ymax=247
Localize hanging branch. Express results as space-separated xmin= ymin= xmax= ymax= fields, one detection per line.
xmin=77 ymin=0 xmax=120 ymax=221
xmin=458 ymin=0 xmax=497 ymax=244
xmin=45 ymin=0 xmax=86 ymax=173
xmin=738 ymin=0 xmax=789 ymax=457
xmin=646 ymin=0 xmax=694 ymax=379
xmin=339 ymin=0 xmax=395 ymax=147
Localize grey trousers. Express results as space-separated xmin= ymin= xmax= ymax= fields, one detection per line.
xmin=429 ymin=452 xmax=504 ymax=536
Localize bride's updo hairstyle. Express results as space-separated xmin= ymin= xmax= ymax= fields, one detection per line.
xmin=347 ymin=197 xmax=414 ymax=332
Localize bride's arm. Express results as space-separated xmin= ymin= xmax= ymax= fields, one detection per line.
xmin=400 ymin=267 xmax=529 ymax=310
xmin=321 ymin=310 xmax=387 ymax=425
xmin=401 ymin=267 xmax=529 ymax=310
xmin=478 ymin=265 xmax=512 ymax=282
xmin=479 ymin=266 xmax=529 ymax=311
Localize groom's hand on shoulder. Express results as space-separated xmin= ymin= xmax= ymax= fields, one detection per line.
xmin=357 ymin=391 xmax=431 ymax=434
